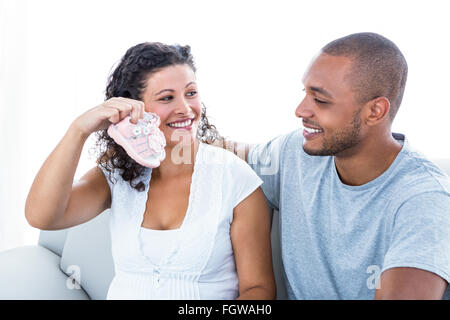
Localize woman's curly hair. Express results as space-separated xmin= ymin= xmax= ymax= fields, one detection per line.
xmin=93 ymin=42 xmax=221 ymax=192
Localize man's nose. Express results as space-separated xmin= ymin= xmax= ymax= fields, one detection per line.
xmin=295 ymin=97 xmax=313 ymax=118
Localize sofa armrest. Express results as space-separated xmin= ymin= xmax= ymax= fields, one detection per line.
xmin=0 ymin=245 xmax=89 ymax=299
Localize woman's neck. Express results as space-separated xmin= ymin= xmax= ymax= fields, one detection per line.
xmin=152 ymin=140 xmax=199 ymax=180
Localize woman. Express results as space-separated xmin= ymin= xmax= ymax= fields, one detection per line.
xmin=25 ymin=42 xmax=275 ymax=300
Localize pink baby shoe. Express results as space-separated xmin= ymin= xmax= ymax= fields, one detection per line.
xmin=107 ymin=112 xmax=166 ymax=168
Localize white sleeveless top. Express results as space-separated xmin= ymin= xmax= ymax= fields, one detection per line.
xmin=99 ymin=142 xmax=263 ymax=299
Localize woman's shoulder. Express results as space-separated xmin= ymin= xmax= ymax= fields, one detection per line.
xmin=198 ymin=142 xmax=248 ymax=167
xmin=198 ymin=143 xmax=261 ymax=184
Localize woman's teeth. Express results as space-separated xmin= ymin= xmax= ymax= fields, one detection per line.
xmin=304 ymin=127 xmax=323 ymax=134
xmin=168 ymin=119 xmax=193 ymax=128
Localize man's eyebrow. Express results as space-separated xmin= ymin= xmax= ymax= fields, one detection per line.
xmin=154 ymin=82 xmax=196 ymax=96
xmin=309 ymin=86 xmax=333 ymax=99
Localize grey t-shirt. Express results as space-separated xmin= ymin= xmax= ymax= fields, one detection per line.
xmin=248 ymin=129 xmax=450 ymax=299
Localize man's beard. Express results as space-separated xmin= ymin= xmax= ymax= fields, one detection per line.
xmin=303 ymin=109 xmax=362 ymax=156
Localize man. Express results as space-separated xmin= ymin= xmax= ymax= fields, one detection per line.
xmin=222 ymin=32 xmax=450 ymax=299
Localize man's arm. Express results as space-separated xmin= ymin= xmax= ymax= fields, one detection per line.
xmin=379 ymin=191 xmax=450 ymax=300
xmin=375 ymin=267 xmax=447 ymax=299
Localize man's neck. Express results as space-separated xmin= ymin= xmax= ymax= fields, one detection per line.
xmin=333 ymin=133 xmax=403 ymax=186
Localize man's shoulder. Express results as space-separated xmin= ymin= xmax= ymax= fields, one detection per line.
xmin=278 ymin=129 xmax=332 ymax=166
xmin=391 ymin=140 xmax=450 ymax=197
xmin=276 ymin=129 xmax=304 ymax=154
xmin=252 ymin=128 xmax=318 ymax=160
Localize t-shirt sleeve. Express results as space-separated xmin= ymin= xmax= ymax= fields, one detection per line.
xmin=247 ymin=134 xmax=288 ymax=210
xmin=230 ymin=156 xmax=264 ymax=208
xmin=382 ymin=191 xmax=450 ymax=284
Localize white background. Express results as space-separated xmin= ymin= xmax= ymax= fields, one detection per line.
xmin=1 ymin=0 xmax=449 ymax=251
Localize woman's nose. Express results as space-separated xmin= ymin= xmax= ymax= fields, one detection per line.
xmin=174 ymin=99 xmax=191 ymax=114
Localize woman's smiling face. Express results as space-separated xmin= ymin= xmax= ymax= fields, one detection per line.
xmin=141 ymin=64 xmax=201 ymax=149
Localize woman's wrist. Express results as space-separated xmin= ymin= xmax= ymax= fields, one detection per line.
xmin=69 ymin=119 xmax=91 ymax=141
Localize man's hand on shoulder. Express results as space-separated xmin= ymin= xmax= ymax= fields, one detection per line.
xmin=206 ymin=138 xmax=254 ymax=163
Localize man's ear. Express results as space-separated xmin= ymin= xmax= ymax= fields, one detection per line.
xmin=363 ymin=96 xmax=390 ymax=126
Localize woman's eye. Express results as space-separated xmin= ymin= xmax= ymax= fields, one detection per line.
xmin=159 ymin=96 xmax=173 ymax=102
xmin=186 ymin=90 xmax=197 ymax=97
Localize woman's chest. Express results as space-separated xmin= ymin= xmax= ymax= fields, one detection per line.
xmin=109 ymin=162 xmax=228 ymax=272
xmin=142 ymin=177 xmax=192 ymax=230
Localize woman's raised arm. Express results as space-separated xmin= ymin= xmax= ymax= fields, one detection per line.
xmin=25 ymin=98 xmax=144 ymax=230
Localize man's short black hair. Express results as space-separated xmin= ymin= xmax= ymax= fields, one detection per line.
xmin=321 ymin=32 xmax=408 ymax=120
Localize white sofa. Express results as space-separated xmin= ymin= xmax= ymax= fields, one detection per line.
xmin=0 ymin=205 xmax=288 ymax=300
xmin=0 ymin=159 xmax=449 ymax=300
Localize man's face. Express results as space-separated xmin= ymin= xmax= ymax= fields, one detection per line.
xmin=295 ymin=53 xmax=364 ymax=157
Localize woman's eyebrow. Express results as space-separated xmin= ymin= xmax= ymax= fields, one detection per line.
xmin=154 ymin=89 xmax=174 ymax=96
xmin=154 ymin=82 xmax=197 ymax=96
